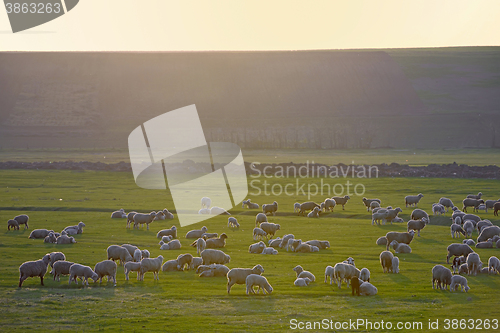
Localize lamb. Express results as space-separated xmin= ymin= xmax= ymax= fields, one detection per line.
xmin=227 ymin=217 xmax=240 ymax=228
xmin=385 ymin=230 xmax=415 ymax=251
xmin=142 ymin=249 xmax=151 ymax=259
xmin=407 ymin=218 xmax=428 ymax=236
xmin=359 ymin=282 xmax=378 ymax=296
xmin=279 ymin=234 xmax=295 ymax=249
xmin=343 ymin=257 xmax=355 ymax=266
xmin=18 ymin=253 xmax=51 ymax=287
xmin=405 ymin=193 xmax=424 ymax=207
xmin=156 ymin=226 xmax=177 ymax=239
xmin=449 ymin=275 xmax=470 ymax=292
xmin=451 ymin=224 xmax=466 ymax=238
xmin=477 ymin=220 xmax=493 ymax=233
xmin=177 ymin=253 xmax=194 ymax=270
xmin=259 ymin=222 xmax=280 ymax=238
xmin=201 ymin=196 xmax=211 ymax=209
xmin=439 ymin=197 xmax=454 ymax=212
xmin=261 ymin=247 xmax=278 ymax=255
xmin=124 ymin=262 xmax=142 ymax=280
xmin=372 ymin=210 xmax=389 ymax=225
xmin=293 ymin=265 xmax=316 ymax=282
xmin=432 ymin=264 xmax=452 ymax=290
xmin=324 ymin=266 xmax=334 ymax=284
xmin=410 ymin=209 xmax=429 ymax=222
xmin=477 ymin=226 xmax=500 ymax=242
xmin=488 ymin=256 xmax=500 ymax=274
xmin=189 ymin=257 xmax=203 ymax=271
xmin=380 ymin=251 xmax=394 ymax=273
xmin=249 ymin=241 xmax=266 ymax=254
xmin=463 ymin=239 xmax=475 ymax=247
xmin=294 ymin=277 xmax=312 ymax=287
xmin=262 ymin=201 xmax=278 ymax=216
xmin=242 ymin=199 xmax=259 ymax=209
xmin=332 ymin=195 xmax=350 ymax=210
xmin=390 ymin=240 xmax=412 ymax=253
xmin=159 ymin=236 xmax=173 ymax=244
xmin=139 ymin=255 xmax=164 ymax=281
xmin=485 ymin=200 xmax=499 ymax=212
xmin=133 ymin=212 xmax=156 ymax=230
xmin=210 ymin=206 xmax=230 ymax=215
xmin=64 ymin=221 xmax=86 ymax=234
xmin=476 ymin=239 xmax=493 ymax=248
xmin=68 ymin=264 xmax=99 ymax=286
xmin=162 ymin=209 xmax=174 ymax=219
xmin=293 ymin=202 xmax=301 ymax=213
xmin=432 ymin=203 xmax=446 ymax=216
xmin=307 ymin=207 xmax=320 ymax=218
xmin=44 ymin=232 xmax=57 ymax=244
xmin=305 ymin=240 xmax=330 ymax=249
xmin=191 ymin=237 xmax=206 ymax=256
xmin=376 ymin=236 xmax=387 ymax=245
xmin=298 ymin=201 xmax=320 ymax=216
xmin=205 ymin=233 xmax=228 ymax=248
xmin=226 ymin=264 xmax=265 ymax=293
xmin=160 ymin=239 xmax=182 ymax=250
xmin=48 ymin=252 xmax=66 ymax=269
xmin=28 ymin=229 xmax=54 ymax=239
xmin=362 ymin=198 xmax=381 ymax=211
xmin=121 ymin=244 xmax=139 ymax=257
xmin=466 ymin=192 xmax=482 ymax=200
xmin=107 ymin=245 xmax=134 ymax=265
xmin=466 ymin=252 xmax=481 ymax=276
xmin=7 ymin=219 xmax=19 ymax=230
xmin=451 ymin=255 xmax=467 ymax=274
xmin=111 ymin=209 xmax=127 ymax=218
xmin=446 ymin=243 xmax=474 ymax=264
xmin=253 ymin=228 xmax=267 ymax=241
xmin=161 ymin=259 xmax=180 ymax=272
xmin=14 ymin=214 xmax=29 ymax=229
xmin=458 ymin=263 xmax=469 ymax=275
xmin=185 ymin=226 xmax=208 ymax=239
xmin=245 ymin=274 xmax=273 ymax=295
xmin=268 ymin=237 xmax=282 ymax=248
xmin=323 ymin=199 xmax=336 ymax=212
xmin=94 ymin=260 xmax=117 ymax=286
xmin=462 ymin=198 xmax=485 ymax=213
xmin=198 ymin=264 xmax=230 ymax=277
xmin=287 ymin=238 xmax=302 ymax=252
xmin=201 ymin=249 xmax=230 ymax=265
xmin=133 ymin=249 xmax=142 ymax=262
xmin=392 ymin=257 xmax=400 ymax=273
xmin=126 ymin=212 xmax=136 ymax=228
xmin=55 ymin=235 xmax=76 ymax=244
xmin=463 ymin=221 xmax=474 ymax=238
xmin=255 ymin=213 xmax=268 ymax=227
xmin=359 ymin=268 xmax=370 ymax=282
xmin=333 ymin=263 xmax=360 ymax=288
xmin=52 ymin=261 xmax=75 ymax=281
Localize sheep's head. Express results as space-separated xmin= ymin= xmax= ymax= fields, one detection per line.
xmin=253 ymin=264 xmax=265 ymax=275
xmin=78 ymin=222 xmax=86 ymax=228
xmin=220 ymin=233 xmax=228 ymax=240
xmin=224 ymin=255 xmax=230 ymax=263
xmin=345 ymin=195 xmax=351 ymax=199
xmin=201 ymin=226 xmax=208 ymax=233
xmin=408 ymin=230 xmax=415 ymax=237
xmin=418 ymin=193 xmax=424 ymax=198
xmin=293 ymin=265 xmax=303 ymax=273
xmin=91 ymin=272 xmax=99 ymax=283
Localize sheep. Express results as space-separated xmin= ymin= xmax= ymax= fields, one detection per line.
xmin=466 ymin=252 xmax=481 ymax=276
xmin=52 ymin=261 xmax=75 ymax=281
xmin=189 ymin=257 xmax=203 ymax=271
xmin=294 ymin=243 xmax=319 ymax=253
xmin=160 ymin=239 xmax=181 ymax=250
xmin=432 ymin=203 xmax=446 ymax=216
xmin=28 ymin=229 xmax=54 ymax=239
xmin=133 ymin=212 xmax=156 ymax=230
xmin=439 ymin=197 xmax=454 ymax=212
xmin=201 ymin=249 xmax=230 ymax=265
xmin=261 ymin=247 xmax=278 ymax=255
xmin=253 ymin=227 xmax=267 ymax=241
xmin=362 ymin=198 xmax=381 ymax=211
xmin=324 ymin=266 xmax=334 ymax=284
xmin=123 ymin=262 xmax=142 ymax=280
xmin=385 ymin=207 xmax=403 ymax=224
xmin=495 ymin=202 xmax=500 ymax=216
xmin=55 ymin=235 xmax=76 ymax=244
xmin=268 ymin=237 xmax=282 ymax=248
xmin=352 ymin=278 xmax=362 ymax=296
xmin=477 ymin=220 xmax=493 ymax=233
xmin=333 ymin=263 xmax=360 ymax=288
xmin=463 ymin=221 xmax=474 ymax=238
xmin=133 ymin=249 xmax=142 ymax=263
xmin=451 ymin=224 xmax=466 ymax=238
xmin=201 ymin=233 xmax=218 ymax=239
xmin=478 ymin=226 xmax=500 ymax=242
xmin=255 ymin=213 xmax=268 ymax=227
xmin=185 ymin=226 xmax=208 ymax=239
xmin=249 ymin=241 xmax=266 ymax=254
xmin=476 ymin=240 xmax=493 ymax=248
xmin=323 ymin=198 xmax=336 ymax=212
xmin=161 ymin=259 xmax=180 ymax=272
xmin=210 ymin=206 xmax=230 ymax=215
xmin=343 ymin=257 xmax=355 ymax=266
xmin=380 ymin=251 xmax=394 ymax=273
xmin=226 ymin=264 xmax=265 ymax=294
xmin=357 ymin=281 xmax=377 ymax=296
xmin=176 ymin=253 xmax=193 ymax=271
xmin=390 ymin=240 xmax=412 ymax=253
xmin=157 ymin=226 xmax=177 ymax=239
xmin=463 ymin=239 xmax=475 ymax=247
xmin=432 ymin=264 xmax=452 ymax=290
xmin=385 ymin=230 xmax=415 ymax=251
xmin=49 ymin=252 xmax=66 ymax=269
xmin=392 ymin=216 xmax=404 ymax=223
xmin=68 ymin=264 xmax=99 ymax=286
xmin=121 ymin=244 xmax=139 ymax=257
xmin=139 ymin=255 xmax=164 ymax=281
xmin=227 ymin=217 xmax=239 ymax=228
xmin=201 ymin=197 xmax=211 ymax=209
xmin=94 ymin=260 xmax=117 ymax=286
xmin=305 ymin=240 xmax=330 ymax=249
xmin=293 ymin=202 xmax=301 ymax=213
xmin=205 ymin=234 xmax=228 ymax=248
xmin=405 ymin=193 xmax=424 ymax=207
xmin=18 ymin=253 xmax=51 ymax=287
xmin=410 ymin=209 xmax=429 ymax=222
xmin=294 ymin=277 xmax=312 ymax=287
xmin=7 ymin=219 xmax=19 ymax=230
xmin=279 ymin=234 xmax=294 ymax=249
xmin=462 ymin=214 xmax=481 ymax=224
xmin=372 ymin=210 xmax=389 ymax=225
xmin=488 ymin=256 xmax=500 ymax=274
xmin=376 ymin=236 xmax=387 ymax=245
xmin=262 ymin=201 xmax=278 ymax=216
xmin=190 ymin=237 xmax=206 ymax=256
xmin=44 ymin=232 xmax=57 ymax=244
xmin=126 ymin=212 xmax=137 ymax=228
xmin=141 ymin=250 xmax=150 ymax=259
xmin=14 ymin=214 xmax=29 ymax=229
xmin=332 ymin=195 xmax=350 ymax=210
xmin=458 ymin=263 xmax=469 ymax=275
xmin=287 ymin=238 xmax=302 ymax=252
xmin=307 ymin=207 xmax=320 ymax=218
xmin=245 ymin=274 xmax=273 ymax=295
xmin=111 ymin=209 xmax=127 ymax=218
xmin=154 ymin=211 xmax=165 ymax=221
xmin=467 ymin=192 xmax=482 ymax=200
xmin=448 ymin=275 xmax=469 ymax=292
xmin=195 ymin=265 xmax=213 ymax=274
xmin=64 ymin=222 xmax=86 ymax=234
xmin=259 ymin=222 xmax=280 ymax=238
xmin=159 ymin=236 xmax=173 ymax=244
xmin=199 ymin=264 xmax=230 ymax=277
xmin=107 ymin=245 xmax=134 ymax=266
xmin=242 ymin=199 xmax=259 ymax=209
xmin=293 ymin=265 xmax=316 ymax=282
xmin=407 ymin=218 xmax=428 ymax=237
xmin=370 ymin=201 xmax=381 ymax=210
xmin=297 ymin=201 xmax=320 ymax=216
xmin=462 ymin=198 xmax=485 ymax=213
xmin=484 ymin=200 xmax=499 ymax=213
xmin=451 ymin=255 xmax=467 ymax=274
xmin=446 ymin=243 xmax=474 ymax=264
xmin=452 ymin=211 xmax=466 ymax=224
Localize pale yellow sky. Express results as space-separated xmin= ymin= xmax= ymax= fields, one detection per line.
xmin=0 ymin=0 xmax=499 ymax=51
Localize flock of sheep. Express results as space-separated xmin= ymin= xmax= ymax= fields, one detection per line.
xmin=9 ymin=191 xmax=500 ymax=296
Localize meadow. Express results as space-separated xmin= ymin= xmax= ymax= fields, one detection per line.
xmin=1 ymin=169 xmax=500 ymax=332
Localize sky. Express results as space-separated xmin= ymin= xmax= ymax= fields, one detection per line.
xmin=0 ymin=0 xmax=499 ymax=51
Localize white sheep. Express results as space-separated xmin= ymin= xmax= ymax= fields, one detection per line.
xmin=268 ymin=237 xmax=282 ymax=248
xmin=193 ymin=237 xmax=206 ymax=256
xmin=159 ymin=239 xmax=182 ymax=250
xmin=380 ymin=251 xmax=394 ymax=273
xmin=463 ymin=239 xmax=475 ymax=247
xmin=370 ymin=201 xmax=381 ymax=210
xmin=385 ymin=231 xmax=415 ymax=251
xmin=133 ymin=212 xmax=156 ymax=230
xmin=133 ymin=249 xmax=142 ymax=263
xmin=307 ymin=207 xmax=320 ymax=218
xmin=439 ymin=197 xmax=454 ymax=212
xmin=261 ymin=247 xmax=278 ymax=255
xmin=159 ymin=235 xmax=173 ymax=244
xmin=242 ymin=199 xmax=259 ymax=209
xmin=392 ymin=257 xmax=400 ymax=273
xmin=249 ymin=241 xmax=266 ymax=254
xmin=198 ymin=264 xmax=230 ymax=277
xmin=359 ymin=282 xmax=378 ymax=296
xmin=324 ymin=265 xmax=334 ymax=284
xmin=293 ymin=265 xmax=315 ymax=282
xmin=111 ymin=209 xmax=127 ymax=218
xmin=463 ymin=220 xmax=474 ymax=238
xmin=246 ymin=274 xmax=273 ymax=295
xmin=294 ymin=277 xmax=312 ymax=287
xmin=259 ymin=222 xmax=280 ymax=238
xmin=255 ymin=213 xmax=268 ymax=227
xmin=293 ymin=202 xmax=301 ymax=213
xmin=253 ymin=227 xmax=267 ymax=241
xmin=14 ymin=214 xmax=29 ymax=229
xmin=127 ymin=212 xmax=137 ymax=228
xmin=362 ymin=198 xmax=381 ymax=211
xmin=432 ymin=264 xmax=452 ymax=290
xmin=376 ymin=236 xmax=387 ymax=246
xmin=262 ymin=201 xmax=278 ymax=216
xmin=28 ymin=229 xmax=54 ymax=239
xmin=450 ymin=275 xmax=470 ymax=292
xmin=476 ymin=239 xmax=493 ymax=248
xmin=446 ymin=243 xmax=474 ymax=264
xmin=279 ymin=234 xmax=294 ymax=249
xmin=333 ymin=263 xmax=359 ymax=288
xmin=359 ymin=268 xmax=370 ymax=282
xmin=18 ymin=253 xmax=51 ymax=287
xmin=432 ymin=203 xmax=446 ymax=215
xmin=68 ymin=264 xmax=98 ymax=286
xmin=139 ymin=255 xmax=164 ymax=281
xmin=157 ymin=226 xmax=177 ymax=239
xmin=107 ymin=245 xmax=133 ymax=266
xmin=451 ymin=224 xmax=466 ymax=238
xmin=176 ymin=253 xmax=194 ymax=271
xmin=44 ymin=232 xmax=57 ymax=244
xmin=405 ymin=193 xmax=424 ymax=207
xmin=154 ymin=211 xmax=165 ymax=221
xmin=142 ymin=249 xmax=150 ymax=260
xmin=458 ymin=263 xmax=469 ymax=275
xmin=64 ymin=221 xmax=86 ymax=234
xmin=7 ymin=219 xmax=19 ymax=230
xmin=466 ymin=252 xmax=481 ymax=276
xmin=323 ymin=198 xmax=336 ymax=212
xmin=372 ymin=210 xmax=389 ymax=225
xmin=305 ymin=240 xmax=330 ymax=249
xmin=343 ymin=257 xmax=355 ymax=266
xmin=226 ymin=265 xmax=265 ymax=294
xmin=56 ymin=235 xmax=76 ymax=244
xmin=161 ymin=259 xmax=180 ymax=272
xmin=227 ymin=217 xmax=239 ymax=228
xmin=94 ymin=260 xmax=118 ymax=286
xmin=488 ymin=256 xmax=500 ymax=274
xmin=287 ymin=238 xmax=302 ymax=252
xmin=201 ymin=197 xmax=211 ymax=209
xmin=186 ymin=226 xmax=208 ymax=239
xmin=124 ymin=262 xmax=142 ymax=280
xmin=478 ymin=226 xmax=500 ymax=242
xmin=390 ymin=240 xmax=412 ymax=253
xmin=201 ymin=249 xmax=230 ymax=265
xmin=52 ymin=261 xmax=75 ymax=282
xmin=210 ymin=206 xmax=230 ymax=215
xmin=295 ymin=244 xmax=319 ymax=253
xmin=48 ymin=252 xmax=66 ymax=270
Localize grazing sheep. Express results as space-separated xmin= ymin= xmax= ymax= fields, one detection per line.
xmin=488 ymin=256 xmax=500 ymax=274
xmin=279 ymin=234 xmax=294 ymax=249
xmin=467 ymin=192 xmax=482 ymax=200
xmin=432 ymin=203 xmax=446 ymax=216
xmin=7 ymin=219 xmax=19 ymax=230
xmin=392 ymin=257 xmax=400 ymax=273
xmin=293 ymin=265 xmax=316 ymax=282
xmin=405 ymin=193 xmax=424 ymax=207
xmin=323 ymin=198 xmax=336 ymax=212
xmin=205 ymin=233 xmax=228 ymax=248
xmin=466 ymin=252 xmax=481 ymax=276
xmin=477 ymin=220 xmax=493 ymax=233
xmin=462 ymin=214 xmax=481 ymax=224
xmin=55 ymin=235 xmax=76 ymax=244
xmin=64 ymin=222 xmax=86 ymax=234
xmin=94 ymin=260 xmax=117 ymax=286
xmin=185 ymin=226 xmax=208 ymax=239
xmin=133 ymin=249 xmax=142 ymax=263
xmin=124 ymin=262 xmax=142 ymax=280
xmin=210 ymin=206 xmax=230 ymax=215
xmin=156 ymin=226 xmax=177 ymax=239
xmin=52 ymin=261 xmax=75 ymax=281
xmin=359 ymin=282 xmax=378 ymax=296
xmin=226 ymin=264 xmax=265 ymax=294
xmin=259 ymin=222 xmax=280 ymax=238
xmin=159 ymin=239 xmax=181 ymax=250
xmin=376 ymin=236 xmax=387 ymax=245
xmin=380 ymin=251 xmax=394 ymax=273
xmin=176 ymin=253 xmax=194 ymax=270
xmin=407 ymin=218 xmax=428 ymax=237
xmin=451 ymin=224 xmax=466 ymax=238
xmin=463 ymin=221 xmax=474 ymax=238
xmin=261 ymin=247 xmax=278 ymax=255
xmin=139 ymin=255 xmax=164 ymax=281
xmin=390 ymin=240 xmax=412 ymax=253
xmin=439 ymin=197 xmax=454 ymax=212
xmin=451 ymin=256 xmax=467 ymax=274
xmin=28 ymin=229 xmax=54 ymax=239
xmin=294 ymin=277 xmax=312 ymax=287
xmin=268 ymin=237 xmax=282 ymax=248
xmin=121 ymin=244 xmax=139 ymax=257
xmin=161 ymin=259 xmax=180 ymax=272
xmin=248 ymin=241 xmax=266 ymax=254
xmin=324 ymin=266 xmax=334 ymax=284
xmin=246 ymin=274 xmax=273 ymax=295
xmin=44 ymin=232 xmax=57 ymax=244
xmin=68 ymin=264 xmax=99 ymax=286
xmin=332 ymin=195 xmax=350 ymax=210
xmin=262 ymin=201 xmax=278 ymax=216
xmin=372 ymin=209 xmax=389 ymax=226
xmin=410 ymin=209 xmax=429 ymax=222
xmin=107 ymin=245 xmax=133 ymax=266
xmin=307 ymin=207 xmax=320 ymax=218
xmin=476 ymin=204 xmax=487 ymax=213
xmin=126 ymin=212 xmax=137 ymax=228
xmin=305 ymin=240 xmax=330 ymax=249
xmin=198 ymin=264 xmax=230 ymax=277
xmin=133 ymin=212 xmax=156 ymax=230
xmin=432 ymin=264 xmax=452 ymax=290
xmin=447 ymin=243 xmax=474 ymax=264
xmin=476 ymin=239 xmax=493 ymax=248
xmin=385 ymin=231 xmax=415 ymax=251
xmin=298 ymin=201 xmax=319 ymax=216
xmin=189 ymin=257 xmax=203 ymax=271
xmin=450 ymin=275 xmax=470 ymax=292
xmin=293 ymin=202 xmax=301 ymax=213
xmin=462 ymin=198 xmax=485 ymax=213
xmin=201 ymin=249 xmax=230 ymax=265
xmin=14 ymin=214 xmax=29 ymax=229
xmin=359 ymin=268 xmax=370 ymax=282
xmin=333 ymin=263 xmax=360 ymax=288
xmin=463 ymin=239 xmax=475 ymax=247
xmin=477 ymin=226 xmax=500 ymax=242
xmin=195 ymin=265 xmax=212 ymax=274
xmin=362 ymin=198 xmax=381 ymax=211
xmin=18 ymin=253 xmax=51 ymax=287
xmin=254 ymin=213 xmax=268 ymax=227
xmin=458 ymin=263 xmax=469 ymax=275
xmin=242 ymin=199 xmax=259 ymax=209
xmin=201 ymin=197 xmax=211 ymax=209
xmin=227 ymin=217 xmax=240 ymax=228
xmin=111 ymin=209 xmax=127 ymax=219
xmin=253 ymin=227 xmax=267 ymax=241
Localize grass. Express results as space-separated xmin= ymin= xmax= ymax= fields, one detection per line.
xmin=1 ymin=170 xmax=500 ymax=332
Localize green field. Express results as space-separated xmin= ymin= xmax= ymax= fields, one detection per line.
xmin=1 ymin=170 xmax=500 ymax=332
